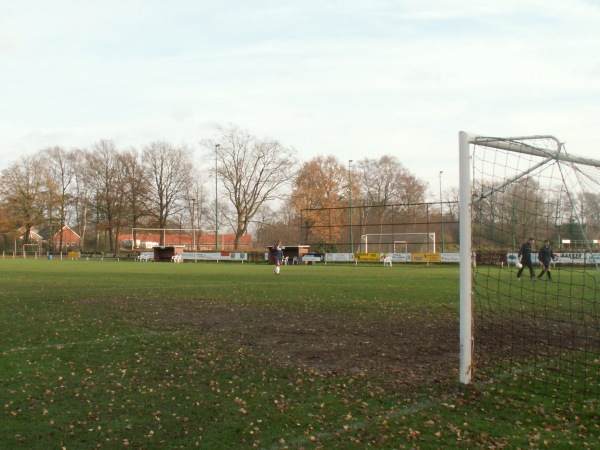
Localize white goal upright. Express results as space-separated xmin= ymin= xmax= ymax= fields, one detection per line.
xmin=459 ymin=132 xmax=600 ymax=408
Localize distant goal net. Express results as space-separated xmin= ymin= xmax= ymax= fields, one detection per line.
xmin=360 ymin=232 xmax=436 ymax=254
xmin=128 ymin=228 xmax=212 ymax=251
xmin=459 ymin=132 xmax=599 ymax=411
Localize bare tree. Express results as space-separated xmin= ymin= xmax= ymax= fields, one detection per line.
xmin=443 ymin=186 xmax=461 ymax=246
xmin=142 ymin=141 xmax=193 ymax=244
xmin=180 ymin=170 xmax=209 ymax=251
xmin=84 ymin=140 xmax=126 ymax=252
xmin=580 ymin=192 xmax=600 ymax=238
xmin=70 ymin=148 xmax=93 ymax=251
xmin=119 ymin=148 xmax=149 ymax=247
xmin=207 ymin=125 xmax=298 ymax=250
xmin=0 ymin=155 xmax=51 ymax=247
xmin=357 ymin=155 xmax=403 ymax=207
xmin=356 ymin=155 xmax=403 ymax=236
xmin=42 ymin=146 xmax=77 ymax=252
xmin=355 ymin=155 xmax=428 ymax=242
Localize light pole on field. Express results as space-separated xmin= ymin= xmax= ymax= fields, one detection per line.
xmin=349 ymin=160 xmax=353 ymax=255
xmin=439 ymin=170 xmax=444 ymax=253
xmin=190 ymin=197 xmax=196 ymax=251
xmin=215 ymin=144 xmax=220 ymax=251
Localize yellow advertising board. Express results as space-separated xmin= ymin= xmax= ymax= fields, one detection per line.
xmin=412 ymin=253 xmax=426 ymax=262
xmin=412 ymin=253 xmax=441 ymax=263
xmin=355 ymin=253 xmax=380 ymax=262
xmin=426 ymin=253 xmax=441 ymax=263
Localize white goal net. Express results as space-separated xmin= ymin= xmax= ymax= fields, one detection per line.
xmin=459 ymin=132 xmax=600 ymax=410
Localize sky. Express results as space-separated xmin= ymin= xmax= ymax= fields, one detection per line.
xmin=2 ymin=0 xmax=599 ymax=199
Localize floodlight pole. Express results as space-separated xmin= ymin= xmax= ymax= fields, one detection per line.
xmin=215 ymin=144 xmax=220 ymax=251
xmin=439 ymin=170 xmax=444 ymax=253
xmin=191 ymin=198 xmax=196 ymax=251
xmin=349 ymin=160 xmax=353 ymax=255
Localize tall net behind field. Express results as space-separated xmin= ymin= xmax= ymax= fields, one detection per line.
xmin=300 ymin=202 xmax=454 ymax=254
xmin=468 ymin=135 xmax=599 ymax=410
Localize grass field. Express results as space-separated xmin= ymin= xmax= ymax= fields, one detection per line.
xmin=1 ymin=259 xmax=597 ymax=448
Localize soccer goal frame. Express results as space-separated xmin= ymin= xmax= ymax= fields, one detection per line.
xmin=458 ymin=131 xmax=600 ymax=388
xmin=360 ymin=232 xmax=436 ymax=253
xmin=130 ymin=227 xmax=214 ymax=251
xmin=22 ymin=243 xmax=42 ymax=257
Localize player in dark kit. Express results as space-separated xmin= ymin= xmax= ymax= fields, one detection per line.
xmin=273 ymin=240 xmax=283 ymax=275
xmin=537 ymin=239 xmax=556 ymax=281
xmin=517 ymin=237 xmax=537 ymax=280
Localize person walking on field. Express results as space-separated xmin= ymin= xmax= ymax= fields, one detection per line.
xmin=273 ymin=240 xmax=284 ymax=275
xmin=537 ymin=239 xmax=556 ymax=281
xmin=517 ymin=237 xmax=537 ymax=280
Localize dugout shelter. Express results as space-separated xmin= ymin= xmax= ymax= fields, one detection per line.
xmin=267 ymin=244 xmax=310 ymax=265
xmin=153 ymin=245 xmax=185 ymax=262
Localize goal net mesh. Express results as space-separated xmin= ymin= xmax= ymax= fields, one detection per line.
xmin=469 ymin=135 xmax=599 ymax=410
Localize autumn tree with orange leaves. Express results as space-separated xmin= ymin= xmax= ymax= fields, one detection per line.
xmin=290 ymin=155 xmax=355 ymax=247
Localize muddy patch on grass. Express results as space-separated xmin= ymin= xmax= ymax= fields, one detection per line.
xmin=88 ymin=298 xmax=459 ymax=385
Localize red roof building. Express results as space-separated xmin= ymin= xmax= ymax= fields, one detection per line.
xmin=52 ymin=226 xmax=82 ymax=250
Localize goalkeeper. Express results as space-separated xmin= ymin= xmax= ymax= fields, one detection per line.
xmin=537 ymin=239 xmax=556 ymax=281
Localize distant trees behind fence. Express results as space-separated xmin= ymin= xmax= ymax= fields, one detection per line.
xmin=1 ymin=125 xmax=445 ymax=254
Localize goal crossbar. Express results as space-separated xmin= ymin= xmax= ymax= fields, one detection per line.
xmin=470 ymin=134 xmax=600 ymax=168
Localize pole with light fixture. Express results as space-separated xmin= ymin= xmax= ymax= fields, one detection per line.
xmin=349 ymin=160 xmax=353 ymax=256
xmin=439 ymin=170 xmax=444 ymax=253
xmin=215 ymin=144 xmax=220 ymax=251
xmin=191 ymin=198 xmax=196 ymax=251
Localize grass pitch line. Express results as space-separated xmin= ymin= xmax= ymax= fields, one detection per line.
xmin=4 ymin=331 xmax=166 ymax=353
xmin=269 ymin=396 xmax=441 ymax=449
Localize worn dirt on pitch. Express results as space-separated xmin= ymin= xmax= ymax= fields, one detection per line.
xmin=112 ymin=298 xmax=459 ymax=386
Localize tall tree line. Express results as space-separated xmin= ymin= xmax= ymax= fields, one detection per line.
xmin=0 ymin=125 xmax=298 ymax=252
xmin=288 ymin=154 xmax=431 ymax=250
xmin=9 ymin=125 xmax=588 ymax=253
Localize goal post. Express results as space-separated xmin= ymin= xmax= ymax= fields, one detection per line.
xmin=458 ymin=131 xmax=473 ymax=385
xmin=459 ymin=131 xmax=600 ymax=406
